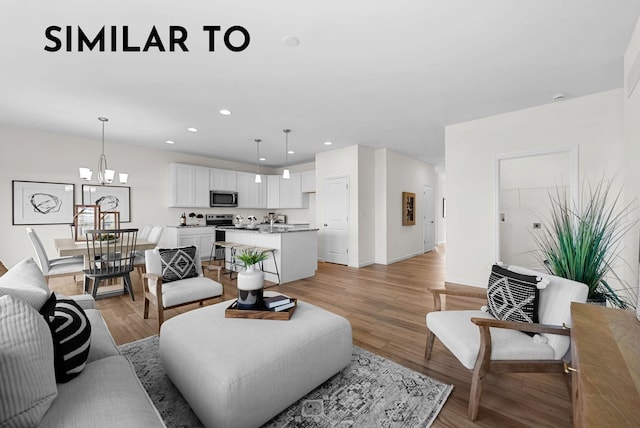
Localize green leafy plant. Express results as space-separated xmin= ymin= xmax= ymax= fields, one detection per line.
xmin=236 ymin=248 xmax=268 ymax=270
xmin=533 ymin=178 xmax=637 ymax=309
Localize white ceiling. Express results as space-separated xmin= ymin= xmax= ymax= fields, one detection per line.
xmin=1 ymin=1 xmax=639 ymax=168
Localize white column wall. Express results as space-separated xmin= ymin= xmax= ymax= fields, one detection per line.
xmin=445 ymin=89 xmax=625 ymax=287
xmin=624 ymin=17 xmax=640 ymax=300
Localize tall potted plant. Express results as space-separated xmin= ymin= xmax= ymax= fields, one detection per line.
xmin=533 ymin=178 xmax=637 ymax=309
xmin=235 ymin=249 xmax=269 ymax=309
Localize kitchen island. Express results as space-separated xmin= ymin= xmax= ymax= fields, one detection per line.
xmin=222 ymin=226 xmax=318 ymax=284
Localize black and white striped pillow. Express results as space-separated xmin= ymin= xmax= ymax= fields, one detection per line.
xmin=39 ymin=293 xmax=91 ymax=383
xmin=158 ymin=246 xmax=199 ymax=283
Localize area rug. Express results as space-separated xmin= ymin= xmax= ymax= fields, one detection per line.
xmin=119 ymin=335 xmax=452 ymax=427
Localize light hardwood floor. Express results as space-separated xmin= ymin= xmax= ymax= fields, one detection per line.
xmin=49 ymin=245 xmax=572 ymax=427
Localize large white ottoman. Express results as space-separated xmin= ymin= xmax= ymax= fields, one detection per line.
xmin=159 ymin=297 xmax=353 ymax=427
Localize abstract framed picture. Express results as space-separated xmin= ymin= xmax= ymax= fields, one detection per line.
xmin=12 ymin=180 xmax=75 ymax=225
xmin=402 ymin=191 xmax=416 ymax=226
xmin=82 ymin=185 xmax=131 ymax=222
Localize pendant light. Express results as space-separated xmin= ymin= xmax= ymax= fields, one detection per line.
xmin=254 ymin=138 xmax=262 ymax=183
xmin=282 ymin=128 xmax=291 ymax=179
xmin=79 ymin=117 xmax=128 ymax=185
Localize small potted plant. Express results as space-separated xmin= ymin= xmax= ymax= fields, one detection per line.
xmin=235 ymin=249 xmax=269 ymax=309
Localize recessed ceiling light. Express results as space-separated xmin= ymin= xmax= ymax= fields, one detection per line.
xmin=259 ymin=157 xmax=266 ymax=161
xmin=187 ymin=127 xmax=198 ymax=133
xmin=324 ymin=141 xmax=333 ymax=146
xmin=219 ymin=109 xmax=232 ymax=116
xmin=165 ymin=140 xmax=175 ymax=145
xmin=288 ymin=150 xmax=295 ymax=154
xmin=283 ymin=36 xmax=300 ymax=47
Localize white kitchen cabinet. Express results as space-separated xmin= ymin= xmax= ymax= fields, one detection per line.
xmin=165 ymin=226 xmax=216 ymax=260
xmin=237 ymin=172 xmax=267 ymax=208
xmin=267 ymin=175 xmax=280 ymax=209
xmin=301 ymin=170 xmax=316 ymax=193
xmin=169 ymin=163 xmax=210 ymax=207
xmin=266 ymin=173 xmax=308 ymax=209
xmin=279 ymin=173 xmax=303 ymax=208
xmin=210 ymin=168 xmax=237 ymax=191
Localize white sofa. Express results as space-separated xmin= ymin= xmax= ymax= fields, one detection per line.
xmin=0 ymin=258 xmax=165 ymax=427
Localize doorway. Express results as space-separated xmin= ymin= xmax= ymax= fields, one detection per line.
xmin=323 ymin=176 xmax=350 ymax=265
xmin=423 ymin=185 xmax=435 ymax=252
xmin=496 ymin=147 xmax=578 ymax=266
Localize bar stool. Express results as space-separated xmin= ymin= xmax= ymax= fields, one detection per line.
xmin=251 ymin=246 xmax=280 ymax=286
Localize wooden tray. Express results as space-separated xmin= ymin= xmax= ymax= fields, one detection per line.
xmin=225 ymin=298 xmax=297 ymax=320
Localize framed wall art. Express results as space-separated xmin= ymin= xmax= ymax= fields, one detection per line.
xmin=12 ymin=180 xmax=75 ymax=225
xmin=402 ymin=191 xmax=416 ymax=226
xmin=82 ymin=185 xmax=131 ymax=222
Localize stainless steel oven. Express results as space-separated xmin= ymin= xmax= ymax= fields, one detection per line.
xmin=206 ymin=214 xmax=233 ymax=261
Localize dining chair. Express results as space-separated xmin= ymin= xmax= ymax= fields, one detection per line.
xmin=26 ymin=227 xmax=85 ymax=284
xmin=83 ymin=229 xmax=138 ymax=300
xmin=138 ymin=224 xmax=153 ymax=241
xmin=134 ymin=225 xmax=164 ymax=276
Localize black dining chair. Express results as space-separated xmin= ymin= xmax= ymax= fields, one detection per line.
xmin=84 ymin=229 xmax=138 ymax=300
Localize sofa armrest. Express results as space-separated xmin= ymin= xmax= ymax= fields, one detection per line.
xmin=69 ymin=293 xmax=96 ymax=310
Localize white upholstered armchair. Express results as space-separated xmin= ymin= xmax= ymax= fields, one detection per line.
xmin=143 ymin=246 xmax=223 ymax=330
xmin=425 ymin=265 xmax=588 ymax=421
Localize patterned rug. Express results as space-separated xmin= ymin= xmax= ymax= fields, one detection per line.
xmin=119 ymin=335 xmax=452 ymax=427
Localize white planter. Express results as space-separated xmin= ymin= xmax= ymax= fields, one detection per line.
xmin=237 ymin=265 xmax=264 ymax=309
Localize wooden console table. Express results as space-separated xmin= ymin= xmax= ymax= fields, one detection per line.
xmin=570 ymin=303 xmax=640 ymax=427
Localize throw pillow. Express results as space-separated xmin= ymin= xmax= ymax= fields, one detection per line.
xmin=0 ymin=257 xmax=51 ymax=310
xmin=39 ymin=293 xmax=92 ymax=383
xmin=0 ymin=295 xmax=58 ymax=427
xmin=158 ymin=246 xmax=199 ymax=283
xmin=486 ymin=263 xmax=541 ymax=325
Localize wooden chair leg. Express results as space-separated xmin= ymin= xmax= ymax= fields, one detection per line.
xmin=91 ymin=279 xmax=101 ymax=298
xmin=468 ymin=325 xmax=492 ymax=421
xmin=425 ymin=330 xmax=435 ymax=359
xmin=157 ymin=306 xmax=164 ymax=331
xmin=143 ymin=296 xmax=150 ymax=319
xmin=123 ymin=274 xmax=135 ymax=301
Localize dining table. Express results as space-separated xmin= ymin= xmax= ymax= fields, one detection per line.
xmin=53 ymin=237 xmax=158 ymax=298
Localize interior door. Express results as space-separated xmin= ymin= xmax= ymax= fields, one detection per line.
xmin=423 ymin=185 xmax=435 ymax=252
xmin=323 ymin=176 xmax=349 ymax=265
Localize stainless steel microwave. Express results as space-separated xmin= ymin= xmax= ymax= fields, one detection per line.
xmin=210 ymin=190 xmax=238 ymax=207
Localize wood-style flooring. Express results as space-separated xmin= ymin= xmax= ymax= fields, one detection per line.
xmin=49 ymin=245 xmax=572 ymax=427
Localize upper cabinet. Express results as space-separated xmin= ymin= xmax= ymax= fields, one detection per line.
xmin=210 ymin=168 xmax=237 ymax=191
xmin=169 ymin=163 xmax=312 ymax=208
xmin=237 ymin=172 xmax=267 ymax=209
xmin=301 ymin=170 xmax=316 ymax=193
xmin=267 ymin=175 xmax=280 ymax=209
xmin=169 ymin=163 xmax=210 ymax=207
xmin=268 ymin=173 xmax=308 ymax=209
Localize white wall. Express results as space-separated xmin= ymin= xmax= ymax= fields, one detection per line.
xmin=357 ymin=146 xmax=376 ymax=267
xmin=0 ymin=124 xmax=293 ymax=267
xmin=445 ymin=89 xmax=625 ymax=287
xmin=624 ymin=17 xmax=640 ymax=299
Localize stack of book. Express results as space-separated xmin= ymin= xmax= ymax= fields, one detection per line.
xmin=263 ymin=295 xmax=296 ymax=312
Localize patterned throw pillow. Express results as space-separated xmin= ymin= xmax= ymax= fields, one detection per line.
xmin=39 ymin=293 xmax=92 ymax=383
xmin=487 ymin=264 xmax=541 ymax=325
xmin=0 ymin=295 xmax=58 ymax=427
xmin=158 ymin=246 xmax=199 ymax=283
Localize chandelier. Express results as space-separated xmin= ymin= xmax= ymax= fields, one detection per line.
xmin=79 ymin=117 xmax=128 ymax=185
